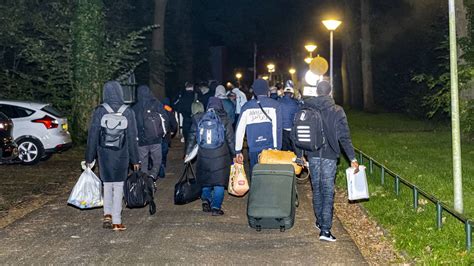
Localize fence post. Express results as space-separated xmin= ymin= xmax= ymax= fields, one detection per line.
xmin=436 ymin=202 xmax=443 ymax=229
xmin=467 ymin=221 xmax=472 ymax=251
xmin=381 ymin=167 xmax=385 ymax=185
xmin=369 ymin=159 xmax=373 ymax=174
xmin=413 ymin=187 xmax=418 ymax=210
xmin=359 ymin=153 xmax=363 ymax=164
xmin=395 ymin=176 xmax=400 ymax=196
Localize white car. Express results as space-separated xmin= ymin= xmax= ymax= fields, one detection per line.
xmin=0 ymin=100 xmax=72 ymax=165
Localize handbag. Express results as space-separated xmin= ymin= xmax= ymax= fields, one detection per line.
xmin=228 ymin=163 xmax=249 ymax=197
xmin=174 ymin=162 xmax=201 ymax=205
xmin=258 ymin=149 xmax=303 ymax=175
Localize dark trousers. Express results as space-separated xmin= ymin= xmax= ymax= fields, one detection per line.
xmin=159 ymin=141 xmax=169 ymax=177
xmin=281 ymin=130 xmax=294 ymax=151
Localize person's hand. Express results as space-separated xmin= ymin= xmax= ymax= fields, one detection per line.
xmin=86 ymin=163 xmax=92 ymax=169
xmin=133 ymin=164 xmax=140 ymax=172
xmin=235 ymin=153 xmax=244 ymax=164
xmin=351 ymin=160 xmax=359 ymax=174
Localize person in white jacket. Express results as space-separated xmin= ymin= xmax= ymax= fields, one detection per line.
xmin=227 ymin=82 xmax=247 ymax=125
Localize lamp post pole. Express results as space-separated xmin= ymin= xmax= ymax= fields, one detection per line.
xmin=329 ymin=30 xmax=334 ymax=89
xmin=448 ymin=0 xmax=463 ymax=213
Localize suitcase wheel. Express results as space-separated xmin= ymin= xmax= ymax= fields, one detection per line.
xmin=280 ymin=226 xmax=285 ymax=232
xmin=256 ymin=225 xmax=262 ymax=232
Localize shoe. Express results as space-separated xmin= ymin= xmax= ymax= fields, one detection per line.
xmin=112 ymin=224 xmax=127 ymax=231
xmin=319 ymin=231 xmax=336 ymax=242
xmin=202 ymin=200 xmax=211 ymax=212
xmin=103 ymin=214 xmax=112 ymax=229
xmin=211 ymin=208 xmax=224 ymax=216
xmin=314 ymin=222 xmax=321 ymax=232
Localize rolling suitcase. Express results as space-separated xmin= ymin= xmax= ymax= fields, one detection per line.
xmin=247 ymin=164 xmax=297 ymax=232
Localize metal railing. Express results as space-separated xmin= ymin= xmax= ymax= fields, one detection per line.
xmin=355 ymin=148 xmax=472 ymax=251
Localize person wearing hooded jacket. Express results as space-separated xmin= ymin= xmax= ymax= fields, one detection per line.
xmin=278 ymin=85 xmax=300 ymax=151
xmin=293 ymin=80 xmax=359 ymax=242
xmin=132 ymin=85 xmax=170 ymax=180
xmin=85 ymin=81 xmax=140 ymax=231
xmin=234 ymin=78 xmax=282 ymax=171
xmin=173 ymin=82 xmax=195 ymax=147
xmin=215 ymin=84 xmax=235 ymax=124
xmin=185 ymin=97 xmax=236 ymax=216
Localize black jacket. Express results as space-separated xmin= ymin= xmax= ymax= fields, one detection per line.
xmin=186 ymin=98 xmax=236 ymax=187
xmin=132 ymin=85 xmax=169 ymax=146
xmin=85 ymin=81 xmax=139 ymax=182
xmin=293 ymin=96 xmax=356 ymax=161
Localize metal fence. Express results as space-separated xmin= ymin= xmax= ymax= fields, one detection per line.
xmin=355 ymin=148 xmax=472 ymax=251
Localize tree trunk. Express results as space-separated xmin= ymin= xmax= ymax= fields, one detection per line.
xmin=150 ymin=0 xmax=167 ymax=99
xmin=71 ymin=0 xmax=104 ymax=143
xmin=360 ymin=0 xmax=376 ymax=112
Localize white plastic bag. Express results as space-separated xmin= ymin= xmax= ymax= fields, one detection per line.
xmin=228 ymin=163 xmax=249 ymax=197
xmin=346 ymin=165 xmax=369 ymax=201
xmin=67 ymin=167 xmax=103 ymax=209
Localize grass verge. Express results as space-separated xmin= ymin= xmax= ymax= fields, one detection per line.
xmin=335 ymin=110 xmax=474 ymax=264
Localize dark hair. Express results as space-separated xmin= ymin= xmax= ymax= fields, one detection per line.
xmin=316 ymin=80 xmax=332 ymax=96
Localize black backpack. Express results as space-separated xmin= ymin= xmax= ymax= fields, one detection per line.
xmin=292 ymin=107 xmax=326 ymax=152
xmin=142 ymin=108 xmax=167 ymax=142
xmin=124 ymin=171 xmax=156 ymax=215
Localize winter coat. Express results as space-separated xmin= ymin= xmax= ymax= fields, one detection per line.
xmin=85 ymin=81 xmax=139 ymax=182
xmin=186 ymin=97 xmax=236 ymax=187
xmin=293 ymin=95 xmax=356 ymax=161
xmin=162 ymin=97 xmax=178 ymax=144
xmin=235 ymin=95 xmax=282 ymax=153
xmin=132 ymin=85 xmax=169 ymax=146
xmin=232 ymin=88 xmax=248 ymax=114
xmin=173 ymin=89 xmax=195 ymax=137
xmin=278 ymin=95 xmax=300 ymax=130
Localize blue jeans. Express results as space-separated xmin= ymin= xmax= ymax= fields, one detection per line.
xmin=249 ymin=150 xmax=261 ymax=172
xmin=308 ymin=157 xmax=337 ymax=232
xmin=201 ymin=186 xmax=225 ymax=210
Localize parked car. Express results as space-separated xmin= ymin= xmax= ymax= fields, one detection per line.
xmin=0 ymin=111 xmax=18 ymax=163
xmin=0 ymin=100 xmax=72 ymax=165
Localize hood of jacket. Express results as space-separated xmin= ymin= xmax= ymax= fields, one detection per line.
xmin=207 ymin=97 xmax=224 ymax=111
xmin=137 ymin=85 xmax=159 ymax=108
xmin=306 ymin=95 xmax=335 ymax=111
xmin=103 ymin=81 xmax=124 ymax=105
xmin=215 ymin=85 xmax=227 ymax=99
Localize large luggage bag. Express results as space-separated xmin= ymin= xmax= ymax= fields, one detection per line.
xmin=247 ymin=164 xmax=297 ymax=232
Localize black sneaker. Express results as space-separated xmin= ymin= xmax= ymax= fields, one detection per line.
xmin=319 ymin=231 xmax=336 ymax=242
xmin=211 ymin=208 xmax=224 ymax=216
xmin=314 ymin=222 xmax=321 ymax=231
xmin=202 ymin=200 xmax=211 ymax=212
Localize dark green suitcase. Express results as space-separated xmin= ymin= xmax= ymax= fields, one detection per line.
xmin=247 ymin=164 xmax=297 ymax=232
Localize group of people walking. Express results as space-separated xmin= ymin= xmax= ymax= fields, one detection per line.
xmin=84 ymin=77 xmax=359 ymax=242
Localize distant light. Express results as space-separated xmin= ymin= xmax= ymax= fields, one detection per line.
xmin=289 ymin=68 xmax=296 ymax=75
xmin=322 ymin=20 xmax=342 ymax=31
xmin=304 ymin=44 xmax=317 ymax=53
xmin=262 ymin=75 xmax=269 ymax=80
xmin=304 ymin=57 xmax=313 ymax=64
xmin=304 ymin=70 xmax=321 ymax=86
xmin=267 ymin=63 xmax=275 ymax=72
xmin=235 ymin=73 xmax=242 ymax=79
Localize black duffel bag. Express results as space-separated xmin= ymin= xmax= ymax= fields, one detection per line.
xmin=174 ymin=162 xmax=201 ymax=205
xmin=124 ymin=171 xmax=156 ymax=215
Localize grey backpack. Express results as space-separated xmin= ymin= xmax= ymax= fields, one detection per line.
xmin=99 ymin=103 xmax=128 ymax=150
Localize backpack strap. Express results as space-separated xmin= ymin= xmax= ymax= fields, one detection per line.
xmin=117 ymin=104 xmax=128 ymax=114
xmin=102 ymin=103 xmax=114 ymax=113
xmin=253 ymin=93 xmax=273 ymax=122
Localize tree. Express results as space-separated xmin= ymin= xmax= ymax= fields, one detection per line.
xmin=149 ymin=0 xmax=167 ymax=99
xmin=360 ymin=0 xmax=376 ymax=112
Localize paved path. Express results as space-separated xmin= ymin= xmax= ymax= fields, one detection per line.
xmin=0 ymin=141 xmax=366 ymax=264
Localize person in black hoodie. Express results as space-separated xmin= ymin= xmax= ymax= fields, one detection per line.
xmin=132 ymin=85 xmax=169 ymax=180
xmin=174 ymin=82 xmax=195 ymax=148
xmin=293 ymin=80 xmax=359 ymax=242
xmin=158 ymin=97 xmax=178 ymax=178
xmin=85 ymin=81 xmax=139 ymax=231
xmin=185 ymin=97 xmax=236 ymax=216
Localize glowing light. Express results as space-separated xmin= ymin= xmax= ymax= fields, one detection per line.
xmin=289 ymin=68 xmax=296 ymax=75
xmin=262 ymin=75 xmax=269 ymax=80
xmin=304 ymin=57 xmax=313 ymax=64
xmin=235 ymin=73 xmax=242 ymax=79
xmin=322 ymin=20 xmax=342 ymax=31
xmin=304 ymin=44 xmax=317 ymax=53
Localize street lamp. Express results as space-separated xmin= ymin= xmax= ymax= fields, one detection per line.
xmin=322 ymin=19 xmax=342 ymax=89
xmin=262 ymin=75 xmax=269 ymax=80
xmin=304 ymin=43 xmax=317 ymax=57
xmin=235 ymin=72 xmax=242 ymax=86
xmin=288 ymin=68 xmax=296 ymax=75
xmin=304 ymin=57 xmax=313 ymax=64
xmin=267 ymin=63 xmax=275 ymax=81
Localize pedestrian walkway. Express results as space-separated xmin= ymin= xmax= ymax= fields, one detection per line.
xmin=0 ymin=141 xmax=366 ymax=264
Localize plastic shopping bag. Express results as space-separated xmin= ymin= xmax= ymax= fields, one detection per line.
xmin=228 ymin=163 xmax=249 ymax=197
xmin=346 ymin=165 xmax=369 ymax=201
xmin=67 ymin=167 xmax=103 ymax=209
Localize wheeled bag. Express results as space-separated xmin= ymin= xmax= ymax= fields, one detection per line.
xmin=247 ymin=164 xmax=297 ymax=232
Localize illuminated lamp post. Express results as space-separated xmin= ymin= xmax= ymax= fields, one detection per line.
xmin=322 ymin=19 xmax=342 ymax=89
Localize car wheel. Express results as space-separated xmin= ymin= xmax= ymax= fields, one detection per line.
xmin=17 ymin=138 xmax=44 ymax=165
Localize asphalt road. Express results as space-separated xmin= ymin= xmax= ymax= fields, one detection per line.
xmin=0 ymin=142 xmax=366 ymax=265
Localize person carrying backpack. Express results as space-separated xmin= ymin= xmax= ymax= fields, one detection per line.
xmin=132 ymin=85 xmax=169 ymax=180
xmin=85 ymin=81 xmax=140 ymax=231
xmin=215 ymin=84 xmax=235 ymax=124
xmin=292 ymin=80 xmax=359 ymax=242
xmin=234 ymin=78 xmax=282 ymax=171
xmin=185 ymin=97 xmax=236 ymax=216
xmin=278 ymin=81 xmax=300 ymax=151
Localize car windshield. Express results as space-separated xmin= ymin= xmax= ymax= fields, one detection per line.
xmin=41 ymin=105 xmax=63 ymax=118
